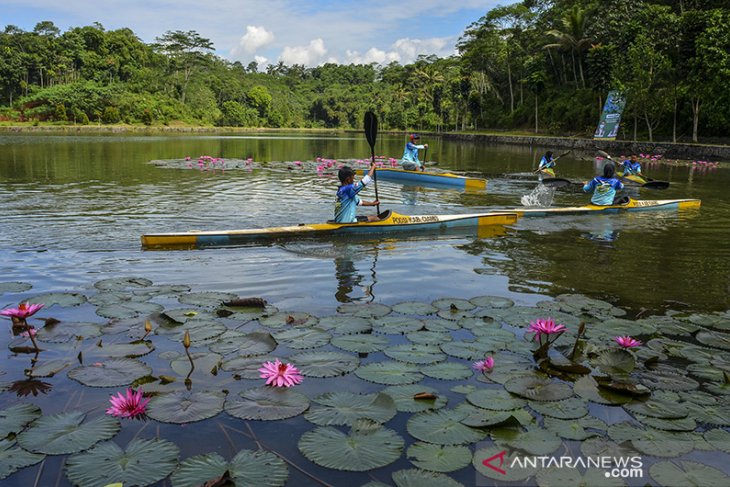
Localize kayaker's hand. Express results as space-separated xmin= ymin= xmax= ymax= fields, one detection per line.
xmin=424 ymin=144 xmax=429 ymax=148
xmin=372 ymin=200 xmax=380 ymax=206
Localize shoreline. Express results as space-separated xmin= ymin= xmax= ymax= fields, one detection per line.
xmin=1 ymin=124 xmax=727 ymax=160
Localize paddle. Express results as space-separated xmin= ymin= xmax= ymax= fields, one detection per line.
xmin=363 ymin=111 xmax=380 ymax=214
xmin=541 ymin=178 xmax=573 ymax=188
xmin=533 ymin=150 xmax=571 ymax=174
xmin=423 ymin=146 xmax=428 ymax=171
xmin=595 ymin=150 xmax=669 ymax=190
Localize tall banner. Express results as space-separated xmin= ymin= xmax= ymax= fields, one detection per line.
xmin=593 ymin=90 xmax=626 ymax=140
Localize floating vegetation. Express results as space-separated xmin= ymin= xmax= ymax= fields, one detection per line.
xmin=0 ymin=277 xmax=728 ymax=485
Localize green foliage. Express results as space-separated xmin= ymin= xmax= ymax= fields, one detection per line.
xmin=0 ymin=5 xmax=729 ymax=139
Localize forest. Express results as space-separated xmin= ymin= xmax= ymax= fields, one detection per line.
xmin=1 ymin=0 xmax=728 ymax=142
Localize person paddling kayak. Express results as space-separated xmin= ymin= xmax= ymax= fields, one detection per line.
xmin=538 ymin=151 xmax=556 ymax=176
xmin=401 ymin=134 xmax=428 ymax=171
xmin=334 ymin=162 xmax=380 ymax=223
xmin=620 ymin=154 xmax=642 ymax=177
xmin=583 ymin=162 xmax=627 ymax=206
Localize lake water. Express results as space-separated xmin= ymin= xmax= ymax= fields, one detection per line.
xmin=0 ymin=132 xmax=728 ymax=486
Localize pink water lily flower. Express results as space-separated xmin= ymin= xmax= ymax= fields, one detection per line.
xmin=106 ymin=388 xmax=149 ymax=418
xmin=473 ymin=356 xmax=494 ymax=373
xmin=1 ymin=302 xmax=44 ymax=320
xmin=528 ymin=318 xmax=566 ymax=340
xmin=615 ymin=336 xmax=642 ymax=348
xmin=259 ymin=359 xmax=303 ymax=387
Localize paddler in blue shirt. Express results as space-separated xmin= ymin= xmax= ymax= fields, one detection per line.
xmin=583 ymin=163 xmax=625 ymax=206
xmin=334 ymin=162 xmax=380 ymax=223
xmin=401 ymin=134 xmax=428 ymax=171
xmin=620 ymin=154 xmax=642 ymax=176
xmin=538 ymin=151 xmax=556 ymax=176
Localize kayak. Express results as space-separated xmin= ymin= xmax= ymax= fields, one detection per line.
xmin=356 ymin=168 xmax=487 ymax=190
xmin=508 ymin=198 xmax=700 ymax=217
xmin=618 ymin=173 xmax=670 ymax=189
xmin=141 ymin=210 xmax=518 ymax=249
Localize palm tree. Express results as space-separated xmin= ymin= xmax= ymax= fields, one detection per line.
xmin=543 ymin=6 xmax=592 ymax=87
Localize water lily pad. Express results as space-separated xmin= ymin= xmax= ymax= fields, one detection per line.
xmin=696 ymin=330 xmax=730 ymax=351
xmin=224 ymin=387 xmax=309 ymax=420
xmin=384 ymin=344 xmax=446 ymax=364
xmin=687 ymin=363 xmax=730 ymax=382
xmin=331 ymin=333 xmax=389 ymax=353
xmin=382 ymin=385 xmax=447 ymax=412
xmin=406 ymin=331 xmax=452 ymax=346
xmin=608 ymin=423 xmax=695 ymax=457
xmin=221 ymin=354 xmax=279 ymax=378
xmin=209 ymin=331 xmax=277 ymax=356
xmin=0 ymin=440 xmax=44 ymax=480
xmin=65 ymin=438 xmax=179 ymax=487
xmin=574 ymin=375 xmax=632 ymax=405
xmin=506 ymin=428 xmax=562 ymax=455
xmin=636 ymin=414 xmax=697 ymax=432
xmin=704 ymin=429 xmax=730 ymax=453
xmin=407 ymin=409 xmax=487 ymax=445
xmin=458 ymin=405 xmax=532 ymax=428
xmin=68 ymin=358 xmax=151 ymax=387
xmin=421 ymin=362 xmax=472 ymax=380
xmin=595 ymin=349 xmax=636 ymax=375
xmin=17 ymin=411 xmax=120 ymax=455
xmin=467 ymin=388 xmax=526 ymax=411
xmin=423 ymin=319 xmax=461 ymax=332
xmin=469 ymin=295 xmax=515 ymax=308
xmin=27 ymin=359 xmax=70 ymax=378
xmin=436 ymin=309 xmax=473 ymax=321
xmin=544 ymin=416 xmax=606 ymax=440
xmin=178 ymin=291 xmax=238 ymax=307
xmin=170 ymin=352 xmax=223 ymax=377
xmin=372 ymin=316 xmax=424 ymax=334
xmin=355 ymin=362 xmax=423 ymax=385
xmin=337 ymin=302 xmax=391 ymax=318
xmin=0 ymin=282 xmax=32 ymax=294
xmin=94 ymin=277 xmax=153 ymax=291
xmin=317 ymin=315 xmax=372 ymax=334
xmin=299 ymin=422 xmax=403 ymax=471
xmin=432 ymin=298 xmax=475 ymax=311
xmin=440 ymin=340 xmax=494 ymax=360
xmin=639 ymin=372 xmax=700 ymax=391
xmin=170 ymin=450 xmax=288 ymax=487
xmin=32 ymin=292 xmax=87 ymax=307
xmin=392 ymin=301 xmax=437 ymax=315
xmin=392 ymin=468 xmax=464 ymax=487
xmin=0 ymin=404 xmax=41 ymax=438
xmin=650 ymin=460 xmax=729 ymax=487
xmin=305 ymin=392 xmax=396 ymax=426
xmin=146 ymin=390 xmax=225 ymax=424
xmin=624 ymin=399 xmax=688 ymax=419
xmin=89 ymin=341 xmax=154 ymax=359
xmin=273 ymin=327 xmax=330 ymax=349
xmin=36 ymin=322 xmax=102 ymax=342
xmin=528 ymin=398 xmax=588 ymax=419
xmin=504 ymin=376 xmax=573 ymax=401
xmin=259 ymin=311 xmax=319 ymax=328
xmin=289 ymin=351 xmax=359 ymax=377
xmin=473 ymin=447 xmax=538 ymax=481
xmin=162 ymin=320 xmax=227 ymax=345
xmin=96 ymin=301 xmax=163 ymax=319
xmin=162 ymin=308 xmax=218 ymax=324
xmin=684 ymin=401 xmax=730 ymax=426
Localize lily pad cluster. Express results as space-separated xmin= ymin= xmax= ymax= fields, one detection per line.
xmin=0 ymin=278 xmax=728 ymax=486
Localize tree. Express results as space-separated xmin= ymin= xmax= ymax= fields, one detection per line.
xmin=544 ymin=5 xmax=592 ymax=87
xmin=154 ymin=30 xmax=213 ymax=104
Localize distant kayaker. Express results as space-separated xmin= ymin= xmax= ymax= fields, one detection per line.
xmin=538 ymin=151 xmax=556 ymax=175
xmin=401 ymin=134 xmax=428 ymax=171
xmin=583 ymin=163 xmax=626 ymax=206
xmin=334 ymin=162 xmax=380 ymax=223
xmin=620 ymin=154 xmax=642 ymax=176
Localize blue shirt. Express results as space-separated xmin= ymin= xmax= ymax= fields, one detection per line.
xmin=622 ymin=160 xmax=641 ymax=175
xmin=401 ymin=142 xmax=425 ymax=166
xmin=538 ymin=155 xmax=555 ymax=170
xmin=583 ymin=176 xmax=624 ymax=205
xmin=334 ymin=175 xmax=371 ymax=223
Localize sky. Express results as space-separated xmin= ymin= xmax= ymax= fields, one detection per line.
xmin=1 ymin=0 xmax=500 ymax=68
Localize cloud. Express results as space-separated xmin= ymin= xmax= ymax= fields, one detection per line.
xmin=234 ymin=25 xmax=274 ymax=55
xmin=279 ymin=38 xmax=327 ymax=66
xmin=344 ymin=47 xmax=400 ymax=65
xmin=342 ymin=37 xmax=457 ymax=66
xmin=254 ymin=55 xmax=268 ymax=67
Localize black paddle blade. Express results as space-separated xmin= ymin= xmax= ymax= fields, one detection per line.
xmin=642 ymin=180 xmax=669 ymax=190
xmin=364 ymin=111 xmax=378 ymax=150
xmin=541 ymin=178 xmax=572 ymax=188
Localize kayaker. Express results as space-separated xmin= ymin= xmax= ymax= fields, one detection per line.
xmin=401 ymin=134 xmax=428 ymax=171
xmin=538 ymin=151 xmax=556 ymax=175
xmin=583 ymin=162 xmax=626 ymax=206
xmin=334 ymin=162 xmax=380 ymax=223
xmin=620 ymin=154 xmax=642 ymax=176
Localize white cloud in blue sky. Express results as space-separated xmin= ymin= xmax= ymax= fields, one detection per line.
xmin=0 ymin=0 xmax=499 ymax=67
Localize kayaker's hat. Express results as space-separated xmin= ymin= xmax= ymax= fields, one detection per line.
xmin=410 ymin=134 xmax=420 ymax=141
